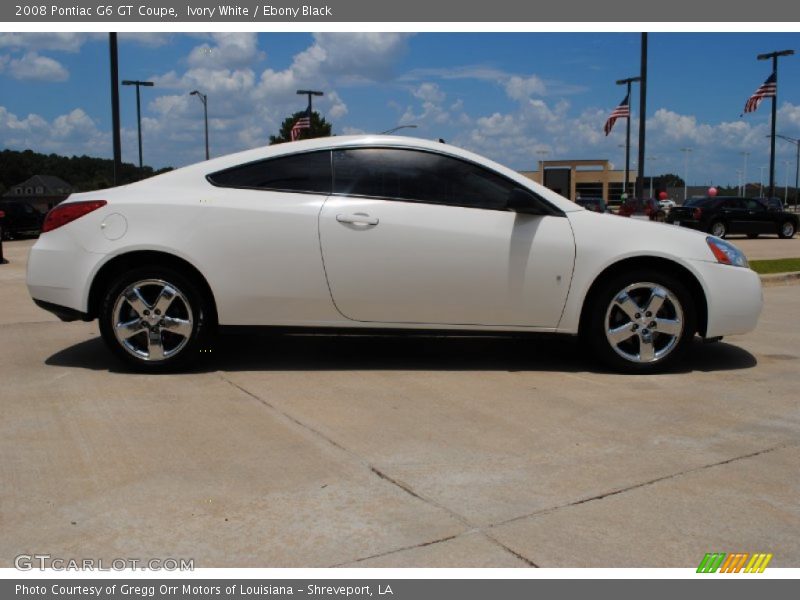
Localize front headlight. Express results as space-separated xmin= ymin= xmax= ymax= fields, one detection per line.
xmin=706 ymin=236 xmax=749 ymax=268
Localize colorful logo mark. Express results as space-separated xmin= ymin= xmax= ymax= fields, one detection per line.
xmin=697 ymin=552 xmax=773 ymax=573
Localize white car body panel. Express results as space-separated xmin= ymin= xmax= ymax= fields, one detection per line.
xmin=26 ymin=135 xmax=762 ymax=343
xmin=320 ymin=197 xmax=575 ymax=327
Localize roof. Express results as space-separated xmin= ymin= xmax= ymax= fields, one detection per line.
xmin=4 ymin=174 xmax=75 ymax=196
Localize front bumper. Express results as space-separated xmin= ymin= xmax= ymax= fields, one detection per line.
xmin=689 ymin=259 xmax=763 ymax=338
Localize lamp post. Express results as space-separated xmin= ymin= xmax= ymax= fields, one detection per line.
xmin=296 ymin=89 xmax=324 ymax=114
xmin=784 ymin=160 xmax=792 ymax=204
xmin=756 ymin=49 xmax=794 ymax=198
xmin=122 ymin=80 xmax=154 ymax=170
xmin=759 ymin=165 xmax=767 ymax=197
xmin=740 ymin=151 xmax=750 ymax=197
xmin=646 ymin=155 xmax=659 ymax=197
xmin=381 ymin=124 xmax=418 ymax=135
xmin=775 ymin=133 xmax=800 ymax=210
xmin=616 ymin=76 xmax=641 ymax=198
xmin=189 ymin=90 xmax=209 ymax=160
xmin=635 ymin=33 xmax=648 ymax=200
xmin=680 ymin=147 xmax=692 ymax=200
xmin=109 ymin=33 xmax=122 ymax=185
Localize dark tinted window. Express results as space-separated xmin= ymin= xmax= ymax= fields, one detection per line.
xmin=722 ymin=198 xmax=745 ymax=209
xmin=208 ymin=151 xmax=331 ymax=194
xmin=745 ymin=199 xmax=767 ymax=211
xmin=685 ymin=197 xmax=720 ymax=208
xmin=332 ymin=148 xmax=522 ymax=210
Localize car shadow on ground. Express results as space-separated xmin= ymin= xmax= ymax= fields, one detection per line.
xmin=45 ymin=333 xmax=757 ymax=375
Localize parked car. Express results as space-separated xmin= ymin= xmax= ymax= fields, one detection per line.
xmin=27 ymin=136 xmax=763 ymax=374
xmin=576 ymin=197 xmax=608 ymax=213
xmin=757 ymin=197 xmax=784 ymax=211
xmin=0 ymin=200 xmax=44 ymax=240
xmin=659 ymin=198 xmax=677 ymax=211
xmin=667 ymin=196 xmax=798 ymax=239
xmin=618 ymin=197 xmax=667 ymax=221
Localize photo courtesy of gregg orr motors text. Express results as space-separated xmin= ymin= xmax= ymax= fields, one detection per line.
xmin=15 ymin=585 xmax=391 ymax=597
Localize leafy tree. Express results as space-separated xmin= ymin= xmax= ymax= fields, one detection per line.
xmin=0 ymin=148 xmax=172 ymax=192
xmin=654 ymin=173 xmax=685 ymax=188
xmin=269 ymin=111 xmax=332 ymax=145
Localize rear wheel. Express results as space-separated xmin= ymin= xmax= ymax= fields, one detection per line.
xmin=778 ymin=220 xmax=796 ymax=239
xmin=709 ymin=220 xmax=727 ymax=238
xmin=99 ymin=266 xmax=211 ymax=371
xmin=586 ymin=270 xmax=696 ymax=374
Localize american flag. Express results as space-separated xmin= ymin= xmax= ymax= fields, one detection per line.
xmin=604 ymin=94 xmax=630 ymax=136
xmin=743 ymin=72 xmax=776 ymax=114
xmin=290 ymin=114 xmax=311 ymax=141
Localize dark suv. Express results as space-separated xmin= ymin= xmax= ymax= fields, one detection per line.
xmin=667 ymin=196 xmax=798 ymax=239
xmin=0 ymin=201 xmax=44 ymax=240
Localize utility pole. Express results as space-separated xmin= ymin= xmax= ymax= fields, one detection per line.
xmin=190 ymin=90 xmax=209 ymax=160
xmin=635 ymin=33 xmax=648 ymax=199
xmin=757 ymin=49 xmax=794 ymax=198
xmin=616 ymin=76 xmax=641 ymax=199
xmin=122 ymin=80 xmax=155 ymax=170
xmin=680 ymin=147 xmax=692 ymax=201
xmin=776 ymin=134 xmax=800 ymax=210
xmin=109 ymin=33 xmax=122 ymax=185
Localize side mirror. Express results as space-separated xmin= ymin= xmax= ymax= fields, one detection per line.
xmin=507 ymin=189 xmax=546 ymax=215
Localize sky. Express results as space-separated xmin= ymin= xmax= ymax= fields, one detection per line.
xmin=1 ymin=32 xmax=799 ymax=187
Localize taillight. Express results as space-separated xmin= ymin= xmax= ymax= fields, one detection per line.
xmin=42 ymin=200 xmax=107 ymax=233
xmin=693 ymin=208 xmax=702 ymax=220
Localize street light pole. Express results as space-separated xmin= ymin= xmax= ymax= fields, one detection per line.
xmin=296 ymin=89 xmax=324 ymax=114
xmin=785 ymin=160 xmax=792 ymax=203
xmin=616 ymin=76 xmax=641 ymax=198
xmin=635 ymin=33 xmax=648 ymax=200
xmin=759 ymin=165 xmax=767 ymax=197
xmin=680 ymin=147 xmax=692 ymax=200
xmin=109 ymin=33 xmax=122 ymax=185
xmin=190 ymin=90 xmax=209 ymax=160
xmin=122 ymin=80 xmax=155 ymax=170
xmin=740 ymin=151 xmax=750 ymax=197
xmin=775 ymin=133 xmax=800 ymax=210
xmin=757 ymin=49 xmax=794 ymax=199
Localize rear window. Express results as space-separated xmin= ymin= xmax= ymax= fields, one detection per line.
xmin=208 ymin=151 xmax=332 ymax=194
xmin=685 ymin=197 xmax=719 ymax=208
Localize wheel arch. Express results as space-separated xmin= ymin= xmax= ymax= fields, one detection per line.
xmin=578 ymin=256 xmax=708 ymax=338
xmin=87 ymin=250 xmax=218 ymax=325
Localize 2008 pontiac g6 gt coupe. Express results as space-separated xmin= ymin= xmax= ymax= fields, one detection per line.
xmin=27 ymin=136 xmax=763 ymax=373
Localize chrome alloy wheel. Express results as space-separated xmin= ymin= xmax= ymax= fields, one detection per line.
xmin=112 ymin=279 xmax=194 ymax=361
xmin=781 ymin=221 xmax=795 ymax=237
xmin=604 ymin=282 xmax=684 ymax=364
xmin=711 ymin=222 xmax=726 ymax=237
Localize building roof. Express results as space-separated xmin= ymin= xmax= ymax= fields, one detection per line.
xmin=4 ymin=174 xmax=75 ymax=197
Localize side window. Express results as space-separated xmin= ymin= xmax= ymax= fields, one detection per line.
xmin=745 ymin=199 xmax=766 ymax=211
xmin=208 ymin=151 xmax=332 ymax=194
xmin=332 ymin=148 xmax=519 ymax=210
xmin=723 ymin=199 xmax=743 ymax=209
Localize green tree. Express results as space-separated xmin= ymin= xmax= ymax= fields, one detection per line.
xmin=269 ymin=111 xmax=332 ymax=145
xmin=655 ymin=173 xmax=685 ymax=188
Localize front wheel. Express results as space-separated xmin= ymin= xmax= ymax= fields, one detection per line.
xmin=778 ymin=220 xmax=796 ymax=239
xmin=586 ymin=271 xmax=696 ymax=374
xmin=99 ymin=266 xmax=211 ymax=372
xmin=709 ymin=220 xmax=727 ymax=238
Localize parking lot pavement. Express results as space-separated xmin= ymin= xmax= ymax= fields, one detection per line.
xmin=727 ymin=235 xmax=800 ymax=261
xmin=1 ymin=238 xmax=799 ymax=568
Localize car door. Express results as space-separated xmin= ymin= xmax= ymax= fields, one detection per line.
xmin=744 ymin=198 xmax=774 ymax=234
xmin=318 ymin=147 xmax=575 ymax=328
xmin=720 ymin=198 xmax=747 ymax=234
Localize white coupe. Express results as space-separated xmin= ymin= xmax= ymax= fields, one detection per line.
xmin=27 ymin=136 xmax=762 ymax=373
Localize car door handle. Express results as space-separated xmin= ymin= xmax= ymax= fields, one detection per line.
xmin=336 ymin=213 xmax=379 ymax=226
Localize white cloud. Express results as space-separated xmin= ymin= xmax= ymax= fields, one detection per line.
xmin=0 ymin=106 xmax=107 ymax=156
xmin=8 ymin=52 xmax=68 ymax=82
xmin=0 ymin=33 xmax=101 ymax=53
xmin=505 ymin=75 xmax=546 ymax=100
xmin=187 ymin=33 xmax=263 ymax=70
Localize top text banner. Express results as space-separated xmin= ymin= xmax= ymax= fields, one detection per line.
xmin=5 ymin=0 xmax=800 ymax=22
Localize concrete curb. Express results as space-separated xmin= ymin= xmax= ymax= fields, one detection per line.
xmin=760 ymin=271 xmax=800 ymax=286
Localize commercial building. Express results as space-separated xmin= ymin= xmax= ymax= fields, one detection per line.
xmin=521 ymin=159 xmax=638 ymax=204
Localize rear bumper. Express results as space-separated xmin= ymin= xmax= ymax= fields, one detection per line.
xmin=33 ymin=299 xmax=91 ymax=322
xmin=667 ymin=218 xmax=705 ymax=232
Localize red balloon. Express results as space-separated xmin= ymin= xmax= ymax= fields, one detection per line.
xmin=708 ymin=187 xmax=718 ymax=197
xmin=658 ymin=191 xmax=668 ymax=200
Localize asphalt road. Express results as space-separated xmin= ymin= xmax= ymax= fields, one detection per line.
xmin=1 ymin=238 xmax=799 ymax=568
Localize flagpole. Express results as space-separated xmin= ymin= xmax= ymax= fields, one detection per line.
xmin=616 ymin=76 xmax=641 ymax=199
xmin=756 ymin=49 xmax=794 ymax=199
xmin=636 ymin=33 xmax=648 ymax=200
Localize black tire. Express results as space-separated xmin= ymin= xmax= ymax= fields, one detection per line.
xmin=585 ymin=269 xmax=696 ymax=374
xmin=709 ymin=220 xmax=727 ymax=238
xmin=747 ymin=233 xmax=759 ymax=239
xmin=778 ymin=220 xmax=796 ymax=239
xmin=99 ymin=265 xmax=212 ymax=372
